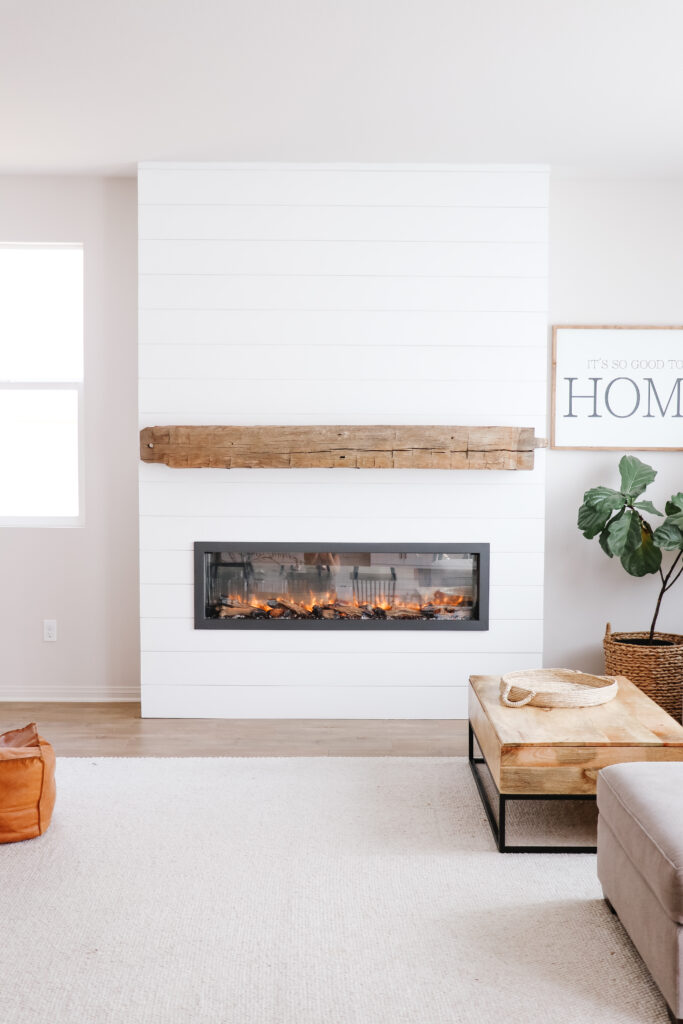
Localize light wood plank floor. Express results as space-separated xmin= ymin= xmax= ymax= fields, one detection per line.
xmin=0 ymin=703 xmax=467 ymax=757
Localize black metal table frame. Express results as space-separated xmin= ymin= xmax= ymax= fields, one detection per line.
xmin=468 ymin=722 xmax=597 ymax=854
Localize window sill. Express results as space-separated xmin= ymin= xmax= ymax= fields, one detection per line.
xmin=0 ymin=517 xmax=84 ymax=529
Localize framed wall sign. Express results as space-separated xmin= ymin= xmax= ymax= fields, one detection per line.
xmin=551 ymin=325 xmax=683 ymax=450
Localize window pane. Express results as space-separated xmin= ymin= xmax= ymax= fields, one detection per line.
xmin=0 ymin=390 xmax=79 ymax=517
xmin=0 ymin=245 xmax=83 ymax=381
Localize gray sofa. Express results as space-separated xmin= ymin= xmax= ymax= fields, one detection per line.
xmin=598 ymin=762 xmax=683 ymax=1023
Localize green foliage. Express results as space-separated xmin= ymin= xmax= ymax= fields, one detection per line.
xmin=605 ymin=509 xmax=638 ymax=556
xmin=632 ymin=500 xmax=664 ymax=516
xmin=618 ymin=455 xmax=658 ymax=499
xmin=577 ymin=455 xmax=683 ymax=635
xmin=653 ymin=521 xmax=683 ymax=550
xmin=578 ymin=486 xmax=625 ymax=538
xmin=598 ymin=508 xmax=623 ymax=557
xmin=621 ymin=528 xmax=662 ymax=577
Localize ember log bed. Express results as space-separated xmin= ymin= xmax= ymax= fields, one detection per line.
xmin=195 ymin=543 xmax=489 ymax=630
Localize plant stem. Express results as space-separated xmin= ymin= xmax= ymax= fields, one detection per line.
xmin=666 ymin=558 xmax=683 ymax=593
xmin=650 ymin=582 xmax=667 ymax=640
xmin=650 ymin=550 xmax=683 ymax=639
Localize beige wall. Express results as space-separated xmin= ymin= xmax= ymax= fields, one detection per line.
xmin=2 ymin=173 xmax=682 ymax=701
xmin=0 ymin=177 xmax=139 ymax=700
xmin=545 ymin=177 xmax=683 ymax=672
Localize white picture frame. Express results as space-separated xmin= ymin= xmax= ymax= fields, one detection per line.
xmin=551 ymin=325 xmax=683 ymax=450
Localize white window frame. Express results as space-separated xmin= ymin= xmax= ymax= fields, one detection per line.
xmin=0 ymin=243 xmax=85 ymax=528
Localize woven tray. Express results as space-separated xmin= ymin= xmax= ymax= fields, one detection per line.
xmin=499 ymin=668 xmax=619 ymax=708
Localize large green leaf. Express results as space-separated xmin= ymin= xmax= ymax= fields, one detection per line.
xmin=599 ymin=510 xmax=624 ymax=557
xmin=633 ymin=499 xmax=664 ymax=517
xmin=653 ymin=520 xmax=683 ymax=550
xmin=578 ymin=486 xmax=625 ymax=538
xmin=666 ymin=510 xmax=683 ymax=530
xmin=582 ymin=485 xmax=625 ymax=513
xmin=620 ymin=527 xmax=663 ymax=576
xmin=666 ymin=493 xmax=683 ymax=515
xmin=606 ymin=510 xmax=639 ymax=556
xmin=619 ymin=455 xmax=657 ymax=499
xmin=598 ymin=528 xmax=613 ymax=557
xmin=578 ymin=500 xmax=616 ymax=538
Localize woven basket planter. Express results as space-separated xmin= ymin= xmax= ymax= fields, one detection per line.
xmin=604 ymin=622 xmax=683 ymax=720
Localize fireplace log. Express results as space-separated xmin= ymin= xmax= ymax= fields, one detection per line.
xmin=276 ymin=598 xmax=310 ymax=616
xmin=432 ymin=590 xmax=467 ymax=605
xmin=218 ymin=605 xmax=257 ymax=617
xmin=384 ymin=608 xmax=422 ymax=619
xmin=331 ymin=603 xmax=364 ymax=618
xmin=141 ymin=425 xmax=547 ymax=471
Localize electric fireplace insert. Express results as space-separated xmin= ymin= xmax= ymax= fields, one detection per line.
xmin=194 ymin=543 xmax=489 ymax=630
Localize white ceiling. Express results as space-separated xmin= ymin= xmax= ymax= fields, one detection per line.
xmin=2 ymin=0 xmax=682 ymax=177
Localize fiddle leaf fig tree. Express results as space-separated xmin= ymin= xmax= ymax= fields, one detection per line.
xmin=578 ymin=455 xmax=683 ymax=639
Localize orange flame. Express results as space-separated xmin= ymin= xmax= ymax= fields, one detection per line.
xmin=227 ymin=590 xmax=466 ymax=614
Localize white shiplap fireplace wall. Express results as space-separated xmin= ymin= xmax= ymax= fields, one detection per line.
xmin=138 ymin=163 xmax=548 ymax=718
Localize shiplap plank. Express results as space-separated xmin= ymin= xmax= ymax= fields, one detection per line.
xmin=140 ymin=683 xmax=472 ymax=719
xmin=139 ymin=343 xmax=547 ymax=383
xmin=140 ymin=240 xmax=547 ymax=278
xmin=138 ymin=480 xmax=544 ymax=519
xmin=137 ymin=464 xmax=545 ymax=485
xmin=141 ymin=651 xmax=540 ymax=688
xmin=139 ymin=413 xmax=548 ymax=435
xmin=140 ymin=583 xmax=543 ymax=621
xmin=139 ymin=309 xmax=548 ymax=347
xmin=138 ymin=167 xmax=548 ymax=208
xmin=139 ymin=204 xmax=549 ymax=243
xmin=139 ymin=378 xmax=546 ymax=420
xmin=139 ymin=274 xmax=547 ymax=312
xmin=140 ymin=617 xmax=543 ymax=654
xmin=138 ymin=515 xmax=546 ymax=552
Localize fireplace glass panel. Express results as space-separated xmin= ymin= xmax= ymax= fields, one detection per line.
xmin=195 ymin=544 xmax=488 ymax=630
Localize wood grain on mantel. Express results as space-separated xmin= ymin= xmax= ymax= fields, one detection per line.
xmin=140 ymin=425 xmax=547 ymax=470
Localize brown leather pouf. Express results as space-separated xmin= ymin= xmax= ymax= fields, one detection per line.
xmin=0 ymin=723 xmax=56 ymax=843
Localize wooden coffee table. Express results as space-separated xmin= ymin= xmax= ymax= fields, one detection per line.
xmin=469 ymin=674 xmax=683 ymax=853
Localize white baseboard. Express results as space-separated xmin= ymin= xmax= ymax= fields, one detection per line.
xmin=0 ymin=689 xmax=140 ymax=703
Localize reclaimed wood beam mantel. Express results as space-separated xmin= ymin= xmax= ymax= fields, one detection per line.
xmin=140 ymin=425 xmax=547 ymax=470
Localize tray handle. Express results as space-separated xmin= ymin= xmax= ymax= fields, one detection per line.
xmin=500 ymin=681 xmax=536 ymax=707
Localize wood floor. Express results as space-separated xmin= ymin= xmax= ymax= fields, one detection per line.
xmin=0 ymin=703 xmax=468 ymax=757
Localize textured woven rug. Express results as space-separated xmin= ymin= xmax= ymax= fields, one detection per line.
xmin=0 ymin=757 xmax=668 ymax=1024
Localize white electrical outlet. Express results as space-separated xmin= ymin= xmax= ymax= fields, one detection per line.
xmin=43 ymin=620 xmax=57 ymax=642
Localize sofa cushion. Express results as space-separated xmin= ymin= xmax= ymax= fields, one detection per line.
xmin=598 ymin=762 xmax=683 ymax=924
xmin=0 ymin=723 xmax=56 ymax=843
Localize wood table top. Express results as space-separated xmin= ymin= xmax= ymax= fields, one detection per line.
xmin=469 ymin=675 xmax=683 ymax=748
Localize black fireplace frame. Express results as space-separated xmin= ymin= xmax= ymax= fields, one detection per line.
xmin=194 ymin=542 xmax=489 ymax=631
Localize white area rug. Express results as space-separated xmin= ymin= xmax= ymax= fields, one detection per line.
xmin=0 ymin=757 xmax=669 ymax=1024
